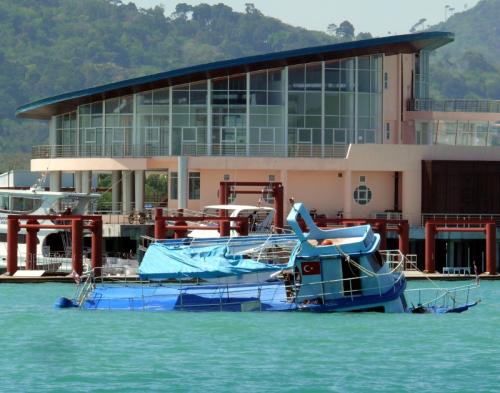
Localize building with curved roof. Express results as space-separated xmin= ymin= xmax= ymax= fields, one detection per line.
xmin=18 ymin=31 xmax=500 ymax=269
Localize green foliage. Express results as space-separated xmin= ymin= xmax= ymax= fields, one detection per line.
xmin=428 ymin=0 xmax=500 ymax=99
xmin=0 ymin=0 xmax=498 ymax=170
xmin=0 ymin=0 xmax=339 ymax=167
xmin=145 ymin=173 xmax=168 ymax=202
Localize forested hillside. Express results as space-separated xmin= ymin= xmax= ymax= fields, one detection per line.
xmin=0 ymin=0 xmax=342 ymax=170
xmin=428 ymin=0 xmax=500 ymax=99
xmin=0 ymin=0 xmax=498 ymax=171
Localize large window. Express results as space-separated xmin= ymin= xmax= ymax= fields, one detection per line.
xmin=137 ymin=87 xmax=170 ymax=156
xmin=249 ymin=68 xmax=284 ymax=156
xmin=188 ymin=172 xmax=200 ymax=200
xmin=104 ymin=96 xmax=133 ymax=156
xmin=325 ymin=56 xmax=381 ymax=146
xmin=169 ymin=171 xmax=200 ymax=200
xmin=416 ymin=120 xmax=499 ymax=147
xmin=79 ymin=102 xmax=103 ymax=156
xmin=212 ymin=75 xmax=246 ymax=156
xmin=55 ymin=111 xmax=77 ymax=156
xmin=170 ymin=172 xmax=178 ymax=200
xmin=64 ymin=55 xmax=386 ymax=160
xmin=288 ymin=63 xmax=322 ymax=156
xmin=414 ymin=50 xmax=430 ymax=99
xmin=172 ymin=81 xmax=208 ymax=155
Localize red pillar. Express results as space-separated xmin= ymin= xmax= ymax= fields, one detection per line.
xmin=219 ymin=183 xmax=229 ymax=235
xmin=154 ymin=207 xmax=166 ymax=240
xmin=174 ymin=220 xmax=188 ymax=239
xmin=71 ymin=218 xmax=83 ymax=276
xmin=25 ymin=219 xmax=39 ymax=270
xmin=7 ymin=217 xmax=19 ymax=276
xmin=485 ymin=223 xmax=497 ymax=275
xmin=424 ymin=222 xmax=435 ymax=273
xmin=236 ymin=218 xmax=249 ymax=236
xmin=398 ymin=221 xmax=409 ymax=255
xmin=219 ymin=182 xmax=228 ymax=205
xmin=219 ymin=220 xmax=230 ymax=237
xmin=274 ymin=183 xmax=284 ymax=234
xmin=91 ymin=218 xmax=103 ymax=277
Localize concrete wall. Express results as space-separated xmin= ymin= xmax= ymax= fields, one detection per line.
xmin=286 ymin=171 xmax=344 ymax=217
xmin=350 ymin=171 xmax=395 ymax=218
xmin=32 ymin=144 xmax=500 ymax=225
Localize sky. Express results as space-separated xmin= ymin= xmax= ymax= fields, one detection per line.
xmin=131 ymin=0 xmax=480 ymax=36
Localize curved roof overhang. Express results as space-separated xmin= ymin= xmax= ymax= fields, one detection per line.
xmin=16 ymin=31 xmax=453 ymax=120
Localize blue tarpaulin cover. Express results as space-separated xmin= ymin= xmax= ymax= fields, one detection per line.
xmin=139 ymin=243 xmax=287 ymax=280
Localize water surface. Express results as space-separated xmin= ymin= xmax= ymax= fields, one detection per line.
xmin=0 ymin=281 xmax=498 ymax=392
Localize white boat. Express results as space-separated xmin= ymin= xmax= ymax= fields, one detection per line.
xmin=187 ymin=204 xmax=275 ymax=238
xmin=0 ymin=188 xmax=100 ymax=273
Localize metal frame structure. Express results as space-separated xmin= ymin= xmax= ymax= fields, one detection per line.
xmin=6 ymin=215 xmax=103 ymax=276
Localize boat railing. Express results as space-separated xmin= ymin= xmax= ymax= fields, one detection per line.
xmin=75 ymin=266 xmax=140 ymax=306
xmin=380 ymin=250 xmax=417 ymax=271
xmin=75 ymin=272 xmax=95 ymax=306
xmin=74 ymin=253 xmax=407 ymax=309
xmin=404 ymin=283 xmax=479 ymax=310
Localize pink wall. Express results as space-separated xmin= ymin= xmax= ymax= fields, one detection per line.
xmin=286 ymin=171 xmax=344 ymax=217
xmin=350 ymin=171 xmax=395 ymax=217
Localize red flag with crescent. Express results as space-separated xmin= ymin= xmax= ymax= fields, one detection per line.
xmin=301 ymin=261 xmax=321 ymax=275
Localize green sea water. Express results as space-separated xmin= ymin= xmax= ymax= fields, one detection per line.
xmin=0 ymin=281 xmax=498 ymax=393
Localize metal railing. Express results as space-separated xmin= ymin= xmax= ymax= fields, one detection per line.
xmin=421 ymin=213 xmax=500 ymax=227
xmin=32 ymin=143 xmax=350 ymax=159
xmin=379 ymin=250 xmax=417 ymax=271
xmin=408 ymin=98 xmax=500 ymax=113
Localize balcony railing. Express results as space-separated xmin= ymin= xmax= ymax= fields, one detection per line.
xmin=408 ymin=99 xmax=500 ymax=113
xmin=32 ymin=143 xmax=350 ymax=159
xmin=421 ymin=213 xmax=500 ymax=227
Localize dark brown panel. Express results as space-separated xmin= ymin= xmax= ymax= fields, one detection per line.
xmin=422 ymin=160 xmax=500 ymax=214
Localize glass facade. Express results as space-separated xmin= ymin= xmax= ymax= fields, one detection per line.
xmin=52 ymin=55 xmax=384 ymax=159
xmin=414 ymin=50 xmax=430 ymax=99
xmin=415 ymin=120 xmax=500 ymax=146
xmin=249 ymin=69 xmax=285 ymax=156
xmin=137 ymin=87 xmax=170 ymax=156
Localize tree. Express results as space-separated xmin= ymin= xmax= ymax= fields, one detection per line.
xmin=326 ymin=23 xmax=337 ymax=36
xmin=410 ymin=18 xmax=427 ymax=33
xmin=356 ymin=32 xmax=372 ymax=40
xmin=245 ymin=3 xmax=261 ymax=15
xmin=172 ymin=3 xmax=192 ymax=20
xmin=336 ymin=20 xmax=355 ymax=41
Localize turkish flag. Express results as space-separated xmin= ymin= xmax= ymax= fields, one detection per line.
xmin=301 ymin=261 xmax=321 ymax=275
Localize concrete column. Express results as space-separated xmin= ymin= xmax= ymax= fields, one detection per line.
xmin=74 ymin=172 xmax=82 ymax=193
xmin=81 ymin=171 xmax=92 ymax=193
xmin=111 ymin=171 xmax=121 ymax=213
xmin=401 ymin=169 xmax=421 ymax=226
xmin=343 ymin=170 xmax=352 ymax=218
xmin=177 ymin=156 xmax=188 ymax=209
xmin=49 ymin=171 xmax=61 ymax=192
xmin=122 ymin=170 xmax=133 ymax=214
xmin=134 ymin=170 xmax=145 ymax=212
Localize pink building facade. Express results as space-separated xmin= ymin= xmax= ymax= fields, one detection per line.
xmin=18 ymin=32 xmax=500 ymax=270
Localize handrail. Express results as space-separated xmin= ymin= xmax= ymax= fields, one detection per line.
xmin=405 ymin=283 xmax=478 ymax=309
xmin=32 ymin=143 xmax=350 ymax=159
xmin=421 ymin=213 xmax=500 ymax=227
xmin=408 ymin=98 xmax=500 ymax=113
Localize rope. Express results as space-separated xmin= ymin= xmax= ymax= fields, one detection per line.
xmin=336 ymin=244 xmax=376 ymax=277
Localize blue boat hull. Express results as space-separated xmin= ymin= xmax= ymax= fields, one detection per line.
xmin=58 ymin=277 xmax=406 ymax=313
